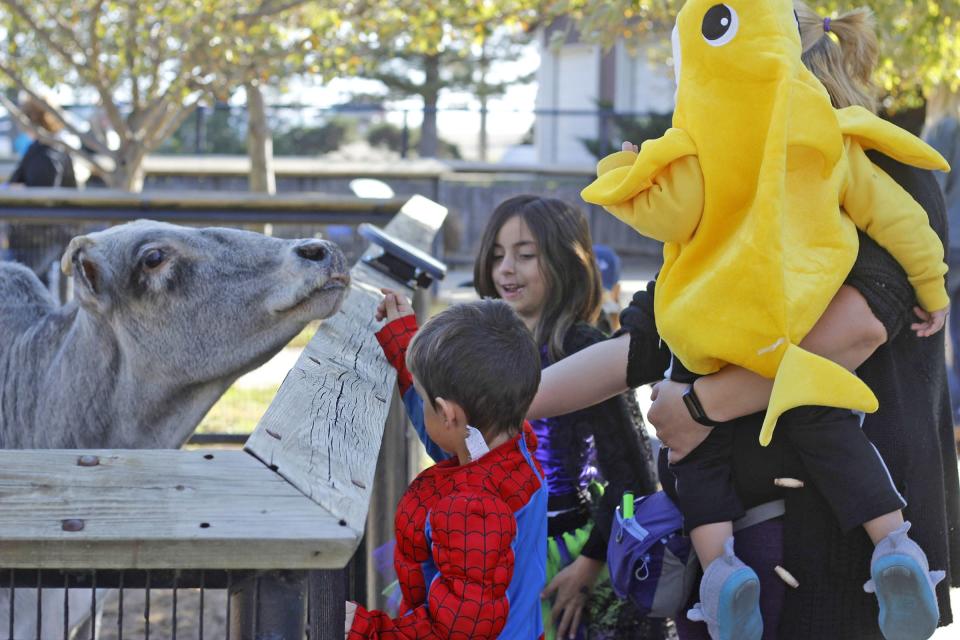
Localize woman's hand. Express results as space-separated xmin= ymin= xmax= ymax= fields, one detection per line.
xmin=647 ymin=380 xmax=713 ymax=463
xmin=541 ymin=555 xmax=604 ymax=639
xmin=375 ymin=288 xmax=414 ymax=323
xmin=344 ymin=601 xmax=357 ymax=638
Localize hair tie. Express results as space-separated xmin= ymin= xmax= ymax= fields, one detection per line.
xmin=823 ymin=16 xmax=832 ymax=33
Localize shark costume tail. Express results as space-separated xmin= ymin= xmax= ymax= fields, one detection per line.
xmin=759 ymin=343 xmax=879 ymax=446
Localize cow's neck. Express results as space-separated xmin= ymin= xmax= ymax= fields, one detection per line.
xmin=4 ymin=306 xmax=235 ymax=450
xmin=0 ymin=305 xmax=114 ymax=448
xmin=110 ymin=324 xmax=241 ymax=450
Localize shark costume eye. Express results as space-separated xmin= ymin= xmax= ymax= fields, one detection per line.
xmin=702 ymin=4 xmax=739 ymax=46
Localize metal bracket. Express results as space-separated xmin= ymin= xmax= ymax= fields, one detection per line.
xmin=358 ymin=223 xmax=447 ymax=289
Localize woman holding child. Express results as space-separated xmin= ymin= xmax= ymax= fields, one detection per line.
xmin=531 ymin=3 xmax=959 ymax=639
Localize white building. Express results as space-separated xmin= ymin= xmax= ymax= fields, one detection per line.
xmin=534 ymin=26 xmax=676 ymax=167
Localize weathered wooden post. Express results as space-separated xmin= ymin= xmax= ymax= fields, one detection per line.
xmin=241 ymin=195 xmax=448 ymax=637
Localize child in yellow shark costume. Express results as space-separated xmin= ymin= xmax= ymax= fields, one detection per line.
xmin=581 ymin=2 xmax=949 ymax=639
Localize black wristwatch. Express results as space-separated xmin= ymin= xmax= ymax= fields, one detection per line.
xmin=682 ymin=381 xmax=720 ymax=427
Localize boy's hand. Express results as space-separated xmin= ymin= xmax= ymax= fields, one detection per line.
xmin=621 ymin=140 xmax=639 ymax=153
xmin=344 ymin=601 xmax=357 ymax=638
xmin=375 ymin=288 xmax=414 ymax=323
xmin=911 ymin=306 xmax=948 ymax=337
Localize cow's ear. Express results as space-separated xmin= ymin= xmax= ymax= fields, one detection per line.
xmin=62 ymin=236 xmax=105 ymax=306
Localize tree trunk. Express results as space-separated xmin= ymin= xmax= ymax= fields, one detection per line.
xmin=111 ymin=146 xmax=147 ymax=192
xmin=246 ymin=80 xmax=276 ymax=194
xmin=478 ymin=42 xmax=489 ymax=163
xmin=418 ymin=55 xmax=440 ymax=158
xmin=479 ymin=96 xmax=488 ymax=162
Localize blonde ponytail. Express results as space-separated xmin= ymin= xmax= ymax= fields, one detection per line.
xmin=795 ymin=1 xmax=879 ymax=111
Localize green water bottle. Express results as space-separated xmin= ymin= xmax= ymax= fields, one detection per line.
xmin=622 ymin=491 xmax=634 ymax=519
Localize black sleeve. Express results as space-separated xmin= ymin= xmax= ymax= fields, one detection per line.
xmin=560 ymin=325 xmax=657 ymax=560
xmin=845 ymin=156 xmax=948 ymax=340
xmin=844 ymin=230 xmax=915 ymax=340
xmin=8 ymin=155 xmax=25 ymax=185
xmin=617 ymin=278 xmax=672 ymax=388
xmin=55 ymin=151 xmax=77 ymax=188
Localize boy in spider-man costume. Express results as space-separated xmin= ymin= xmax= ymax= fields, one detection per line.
xmin=347 ymin=297 xmax=547 ymax=639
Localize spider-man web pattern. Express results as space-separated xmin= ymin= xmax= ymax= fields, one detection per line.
xmin=375 ymin=314 xmax=418 ymax=395
xmin=349 ymin=423 xmax=545 ymax=639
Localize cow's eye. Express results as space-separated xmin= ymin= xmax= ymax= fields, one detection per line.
xmin=702 ymin=4 xmax=739 ymax=47
xmin=142 ymin=248 xmax=166 ymax=270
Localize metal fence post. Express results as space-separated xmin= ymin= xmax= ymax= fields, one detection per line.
xmin=229 ymin=571 xmax=307 ymax=640
xmin=400 ymin=111 xmax=410 ymax=159
xmin=309 ymin=570 xmax=346 ymax=640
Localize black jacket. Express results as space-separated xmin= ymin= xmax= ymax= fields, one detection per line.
xmin=9 ymin=141 xmax=77 ymax=188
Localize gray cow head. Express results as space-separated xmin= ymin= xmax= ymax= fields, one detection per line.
xmin=60 ymin=220 xmax=350 ymax=386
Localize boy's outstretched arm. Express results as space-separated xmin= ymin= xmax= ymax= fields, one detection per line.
xmin=348 ymin=493 xmax=517 ymax=639
xmin=375 ymin=289 xmax=449 ymax=462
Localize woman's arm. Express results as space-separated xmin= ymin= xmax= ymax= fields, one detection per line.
xmin=698 ymin=284 xmax=888 ymax=421
xmin=526 ymin=333 xmax=631 ymax=420
xmin=649 ymin=285 xmax=888 ymax=459
xmin=539 ymin=325 xmax=653 ymax=639
xmin=528 ymin=280 xmax=670 ymax=420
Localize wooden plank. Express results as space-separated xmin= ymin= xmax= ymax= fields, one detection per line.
xmin=0 ymin=158 xmax=449 ymax=182
xmin=141 ymin=156 xmax=450 ymax=178
xmin=245 ymin=195 xmax=448 ymax=533
xmin=0 ymin=450 xmax=356 ymax=569
xmin=0 ymin=188 xmax=407 ymax=212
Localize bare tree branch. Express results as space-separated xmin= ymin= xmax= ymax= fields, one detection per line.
xmin=146 ymin=98 xmax=201 ymax=150
xmin=33 ymin=0 xmax=93 ymax=59
xmin=3 ymin=1 xmax=88 ymax=75
xmin=0 ymin=62 xmax=115 ymax=157
xmin=234 ymin=0 xmax=311 ymax=23
xmin=127 ymin=3 xmax=141 ymax=112
xmin=0 ymin=93 xmax=110 ymax=176
xmin=141 ymin=0 xmax=172 ymax=104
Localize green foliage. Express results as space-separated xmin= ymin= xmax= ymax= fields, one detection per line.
xmin=367 ymin=122 xmax=408 ymax=151
xmin=272 ymin=118 xmax=356 ymax=156
xmin=558 ymin=0 xmax=960 ymax=105
xmin=197 ymin=384 xmax=277 ymax=434
xmin=0 ymin=0 xmax=371 ymax=189
xmin=365 ymin=122 xmax=461 ymax=159
xmin=159 ymin=104 xmax=248 ymax=155
xmin=580 ymin=105 xmax=673 ymax=160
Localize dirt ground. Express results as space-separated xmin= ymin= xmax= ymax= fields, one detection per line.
xmin=97 ymin=589 xmax=228 ymax=639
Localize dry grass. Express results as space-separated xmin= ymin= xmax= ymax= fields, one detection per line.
xmin=195 ymin=386 xmax=278 ymax=435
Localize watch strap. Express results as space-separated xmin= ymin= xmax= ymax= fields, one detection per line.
xmin=682 ymin=382 xmax=721 ymax=427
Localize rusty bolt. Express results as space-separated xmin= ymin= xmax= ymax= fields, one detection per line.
xmin=351 ymin=478 xmax=367 ymax=489
xmin=61 ymin=519 xmax=85 ymax=532
xmin=76 ymin=455 xmax=100 ymax=467
xmin=265 ymin=429 xmax=282 ymax=440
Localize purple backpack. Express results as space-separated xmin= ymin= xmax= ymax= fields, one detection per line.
xmin=607 ymin=491 xmax=698 ymax=618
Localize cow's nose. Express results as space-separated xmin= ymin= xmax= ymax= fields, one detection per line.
xmin=295 ymin=240 xmax=329 ymax=263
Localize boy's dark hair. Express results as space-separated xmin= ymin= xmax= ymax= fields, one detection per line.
xmin=406 ymin=299 xmax=541 ymax=436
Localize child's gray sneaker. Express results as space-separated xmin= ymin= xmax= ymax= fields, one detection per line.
xmin=863 ymin=521 xmax=944 ymax=640
xmin=687 ymin=536 xmax=762 ymax=640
